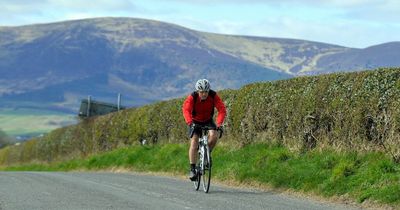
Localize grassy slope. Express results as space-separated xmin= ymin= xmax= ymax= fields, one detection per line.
xmin=2 ymin=143 xmax=399 ymax=207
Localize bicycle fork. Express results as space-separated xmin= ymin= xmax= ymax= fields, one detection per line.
xmin=198 ymin=137 xmax=208 ymax=174
xmin=198 ymin=146 xmax=204 ymax=174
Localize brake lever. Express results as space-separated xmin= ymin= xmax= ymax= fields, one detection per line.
xmin=217 ymin=127 xmax=223 ymax=138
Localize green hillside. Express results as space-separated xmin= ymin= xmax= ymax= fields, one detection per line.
xmin=0 ymin=67 xmax=399 ymax=207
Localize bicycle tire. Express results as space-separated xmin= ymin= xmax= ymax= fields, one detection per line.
xmin=193 ymin=152 xmax=201 ymax=190
xmin=202 ymin=145 xmax=211 ymax=193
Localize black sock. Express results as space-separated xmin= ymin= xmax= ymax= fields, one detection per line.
xmin=190 ymin=164 xmax=195 ymax=170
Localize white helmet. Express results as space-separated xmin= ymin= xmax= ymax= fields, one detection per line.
xmin=195 ymin=79 xmax=210 ymax=91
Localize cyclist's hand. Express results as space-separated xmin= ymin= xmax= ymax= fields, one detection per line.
xmin=190 ymin=122 xmax=198 ymax=129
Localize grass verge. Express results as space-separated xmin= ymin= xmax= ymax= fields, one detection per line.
xmin=1 ymin=143 xmax=399 ymax=207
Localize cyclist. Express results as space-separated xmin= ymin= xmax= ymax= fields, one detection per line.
xmin=182 ymin=79 xmax=226 ymax=181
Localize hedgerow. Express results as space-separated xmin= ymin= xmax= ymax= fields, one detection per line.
xmin=0 ymin=68 xmax=399 ymax=165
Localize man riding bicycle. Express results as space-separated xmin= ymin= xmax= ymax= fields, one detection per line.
xmin=182 ymin=79 xmax=226 ymax=181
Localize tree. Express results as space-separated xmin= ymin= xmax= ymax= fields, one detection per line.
xmin=0 ymin=129 xmax=12 ymax=149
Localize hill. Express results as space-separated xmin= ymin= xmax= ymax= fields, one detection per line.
xmin=0 ymin=17 xmax=290 ymax=112
xmin=1 ymin=17 xmax=399 ymax=113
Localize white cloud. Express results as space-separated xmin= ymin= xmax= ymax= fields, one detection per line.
xmin=0 ymin=0 xmax=48 ymax=5
xmin=177 ymin=13 xmax=399 ymax=48
xmin=64 ymin=13 xmax=102 ymax=21
xmin=196 ymin=1 xmax=400 ymax=47
xmin=0 ymin=0 xmax=139 ymax=26
xmin=1 ymin=1 xmax=45 ymax=13
xmin=167 ymin=0 xmax=400 ymax=18
xmin=47 ymin=0 xmax=136 ymax=11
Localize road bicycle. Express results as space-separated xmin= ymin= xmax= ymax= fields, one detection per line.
xmin=190 ymin=124 xmax=222 ymax=193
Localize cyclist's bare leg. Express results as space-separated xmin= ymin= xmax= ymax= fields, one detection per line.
xmin=208 ymin=130 xmax=218 ymax=151
xmin=189 ymin=134 xmax=199 ymax=164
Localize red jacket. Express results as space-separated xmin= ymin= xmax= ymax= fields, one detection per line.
xmin=182 ymin=91 xmax=226 ymax=127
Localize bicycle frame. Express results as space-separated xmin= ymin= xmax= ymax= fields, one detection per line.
xmin=192 ymin=125 xmax=213 ymax=193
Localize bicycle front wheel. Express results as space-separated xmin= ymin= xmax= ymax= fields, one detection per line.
xmin=193 ymin=168 xmax=201 ymax=190
xmin=202 ymin=145 xmax=211 ymax=193
xmin=193 ymin=152 xmax=201 ymax=191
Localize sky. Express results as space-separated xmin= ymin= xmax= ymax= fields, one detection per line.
xmin=0 ymin=0 xmax=399 ymax=48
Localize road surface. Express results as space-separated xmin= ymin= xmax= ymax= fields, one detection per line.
xmin=0 ymin=172 xmax=362 ymax=210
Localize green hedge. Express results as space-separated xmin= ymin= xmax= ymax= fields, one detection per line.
xmin=0 ymin=68 xmax=399 ymax=165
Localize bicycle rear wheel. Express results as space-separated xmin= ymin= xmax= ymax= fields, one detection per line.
xmin=202 ymin=145 xmax=211 ymax=193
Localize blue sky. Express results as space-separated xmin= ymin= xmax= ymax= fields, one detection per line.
xmin=1 ymin=0 xmax=399 ymax=48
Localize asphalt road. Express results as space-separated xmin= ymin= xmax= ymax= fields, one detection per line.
xmin=0 ymin=172 xmax=363 ymax=210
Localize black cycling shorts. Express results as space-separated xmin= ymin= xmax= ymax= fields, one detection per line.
xmin=188 ymin=119 xmax=217 ymax=138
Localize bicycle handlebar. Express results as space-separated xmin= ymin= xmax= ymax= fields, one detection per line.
xmin=190 ymin=123 xmax=224 ymax=138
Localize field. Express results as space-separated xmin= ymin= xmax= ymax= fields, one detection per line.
xmin=0 ymin=108 xmax=76 ymax=137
